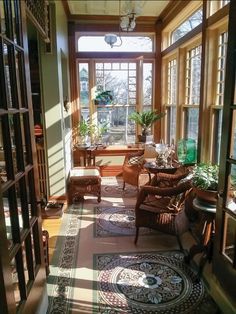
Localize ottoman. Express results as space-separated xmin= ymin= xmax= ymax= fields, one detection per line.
xmin=68 ymin=166 xmax=101 ymax=204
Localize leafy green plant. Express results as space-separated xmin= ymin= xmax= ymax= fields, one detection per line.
xmin=78 ymin=119 xmax=90 ymax=137
xmin=191 ymin=163 xmax=219 ymax=190
xmin=97 ymin=123 xmax=108 ymax=138
xmin=129 ymin=110 xmax=166 ymax=136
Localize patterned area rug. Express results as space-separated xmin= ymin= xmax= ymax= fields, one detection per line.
xmin=46 ymin=177 xmax=221 ymax=314
xmin=94 ymin=251 xmax=219 ymax=314
xmin=95 ymin=205 xmax=153 ymax=237
xmin=47 ymin=206 xmax=82 ymax=313
xmin=101 ymin=177 xmax=138 ymax=197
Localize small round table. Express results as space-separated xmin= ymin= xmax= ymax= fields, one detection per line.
xmin=185 ymin=197 xmax=216 ymax=279
xmin=144 ymin=161 xmax=179 ymax=182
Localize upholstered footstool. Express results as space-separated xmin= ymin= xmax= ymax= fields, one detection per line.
xmin=68 ymin=166 xmax=101 ymax=204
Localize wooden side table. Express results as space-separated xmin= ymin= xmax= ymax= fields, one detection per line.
xmin=185 ymin=197 xmax=216 ymax=279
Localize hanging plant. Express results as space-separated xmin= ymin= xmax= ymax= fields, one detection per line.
xmin=95 ymin=90 xmax=113 ymax=105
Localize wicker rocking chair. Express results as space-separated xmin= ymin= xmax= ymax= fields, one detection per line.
xmin=134 ymin=177 xmax=192 ymax=250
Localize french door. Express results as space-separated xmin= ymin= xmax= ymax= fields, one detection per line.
xmin=0 ymin=1 xmax=45 ymax=312
xmin=213 ymin=0 xmax=236 ymax=301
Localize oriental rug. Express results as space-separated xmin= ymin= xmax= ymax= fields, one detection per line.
xmin=46 ymin=177 xmax=220 ymax=314
xmin=94 ymin=251 xmax=218 ymax=314
xmin=94 ymin=205 xmax=153 ymax=237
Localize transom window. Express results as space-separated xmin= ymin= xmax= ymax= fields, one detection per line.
xmin=171 ymin=8 xmax=202 ymax=44
xmin=77 ymin=35 xmax=153 ymax=52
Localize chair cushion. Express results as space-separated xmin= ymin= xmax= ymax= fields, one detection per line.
xmin=70 ymin=168 xmax=100 ymax=179
xmin=128 ymin=154 xmax=144 ymax=165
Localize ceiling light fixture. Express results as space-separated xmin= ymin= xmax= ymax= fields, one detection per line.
xmin=104 ymin=0 xmax=143 ymax=48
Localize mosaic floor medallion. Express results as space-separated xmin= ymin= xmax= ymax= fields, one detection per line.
xmin=95 ymin=206 xmax=152 ymax=237
xmin=94 ymin=251 xmax=210 ymax=314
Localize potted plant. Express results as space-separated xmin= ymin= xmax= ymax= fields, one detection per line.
xmin=191 ymin=163 xmax=219 ymax=205
xmin=78 ymin=119 xmax=91 ymax=146
xmin=128 ymin=110 xmax=166 ymax=142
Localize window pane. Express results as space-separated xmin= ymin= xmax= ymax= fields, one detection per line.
xmin=209 ymin=0 xmax=230 ymax=16
xmin=171 ymin=8 xmax=203 ymax=43
xmin=212 ymin=109 xmax=223 ymax=164
xmin=185 ymin=46 xmax=202 ymax=105
xmin=10 ymin=257 xmax=21 ymax=307
xmin=3 ymin=43 xmax=13 ymax=108
xmin=216 ymin=32 xmax=228 ymax=106
xmin=78 ymin=36 xmax=153 ymax=52
xmin=167 ymin=106 xmax=176 ymax=144
xmin=78 ymin=63 xmax=89 ymax=108
xmin=3 ymin=194 xmax=13 ymax=248
xmin=185 ymin=108 xmax=199 ymax=140
xmin=221 ymin=213 xmax=236 ymax=264
xmin=95 ymin=62 xmax=138 ymax=144
xmin=230 ymin=110 xmax=236 ymax=159
xmin=167 ymin=59 xmax=177 ymax=144
xmin=143 ymin=63 xmax=153 ymax=110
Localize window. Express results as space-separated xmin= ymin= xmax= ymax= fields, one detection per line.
xmin=171 ymin=8 xmax=202 ymax=44
xmin=78 ymin=63 xmax=90 ymax=121
xmin=95 ymin=62 xmax=137 ymax=144
xmin=209 ymin=0 xmax=230 ymax=16
xmin=166 ymin=59 xmax=177 ymax=143
xmin=216 ymin=32 xmax=228 ymax=106
xmin=77 ymin=60 xmax=154 ymax=145
xmin=143 ymin=63 xmax=153 ymax=112
xmin=184 ymin=45 xmax=201 ymax=140
xmin=212 ymin=32 xmax=228 ymax=163
xmin=78 ymin=36 xmax=153 ymax=52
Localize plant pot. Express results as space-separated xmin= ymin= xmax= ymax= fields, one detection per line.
xmin=138 ymin=135 xmax=146 ymax=143
xmin=193 ymin=187 xmax=218 ymax=205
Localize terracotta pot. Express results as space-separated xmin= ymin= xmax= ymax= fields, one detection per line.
xmin=193 ymin=187 xmax=218 ymax=205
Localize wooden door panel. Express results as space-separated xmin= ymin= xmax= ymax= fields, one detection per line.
xmin=0 ymin=0 xmax=46 ymax=312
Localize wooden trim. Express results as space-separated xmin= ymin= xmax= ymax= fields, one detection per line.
xmin=68 ymin=22 xmax=79 ymax=142
xmin=93 ymin=146 xmax=143 ymax=156
xmin=71 ymin=14 xmax=157 ymax=23
xmin=154 ymin=19 xmax=162 ymax=142
xmin=62 ymin=0 xmax=70 ymax=19
xmin=160 ymin=0 xmax=191 ymax=29
xmin=76 ymin=52 xmax=156 ymax=59
xmin=197 ymin=0 xmax=207 ymax=163
xmin=162 ymin=24 xmax=202 ymax=57
xmin=74 ymin=22 xmax=156 ymax=33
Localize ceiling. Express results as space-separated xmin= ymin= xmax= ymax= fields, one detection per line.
xmin=67 ymin=0 xmax=170 ymax=18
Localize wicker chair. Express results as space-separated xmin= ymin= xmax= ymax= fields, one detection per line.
xmin=134 ymin=175 xmax=192 ymax=250
xmin=122 ymin=149 xmax=146 ymax=190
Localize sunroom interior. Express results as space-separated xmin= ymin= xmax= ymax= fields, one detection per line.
xmin=0 ymin=0 xmax=236 ymax=313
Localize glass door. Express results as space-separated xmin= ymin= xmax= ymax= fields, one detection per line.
xmin=0 ymin=1 xmax=46 ymax=312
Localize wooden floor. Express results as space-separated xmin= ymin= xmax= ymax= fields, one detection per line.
xmin=42 ymin=206 xmax=67 ymax=262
